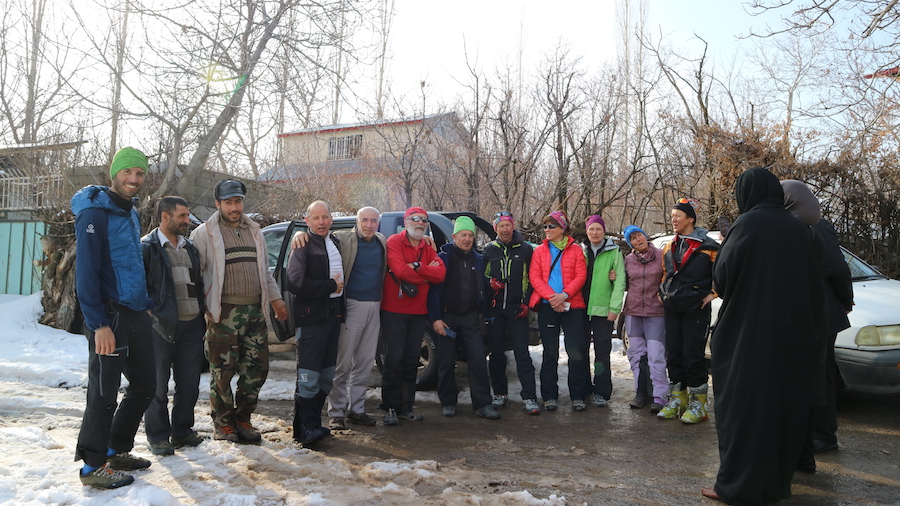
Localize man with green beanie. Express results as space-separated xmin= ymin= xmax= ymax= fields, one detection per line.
xmin=71 ymin=147 xmax=156 ymax=488
xmin=427 ymin=216 xmax=501 ymax=420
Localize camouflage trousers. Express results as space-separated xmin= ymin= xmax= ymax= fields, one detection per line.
xmin=205 ymin=303 xmax=269 ymax=428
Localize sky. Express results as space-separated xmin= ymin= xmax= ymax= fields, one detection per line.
xmin=381 ymin=0 xmax=776 ymax=112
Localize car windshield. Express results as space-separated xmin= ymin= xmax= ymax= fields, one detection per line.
xmin=841 ymin=247 xmax=886 ymax=281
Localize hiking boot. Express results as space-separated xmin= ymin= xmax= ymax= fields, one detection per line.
xmin=680 ymin=386 xmax=709 ymax=424
xmin=106 ymin=452 xmax=151 ymax=470
xmin=384 ymin=408 xmax=400 ymax=426
xmin=79 ymin=463 xmax=134 ymax=489
xmin=543 ymin=399 xmax=558 ymax=412
xmin=523 ymin=399 xmax=541 ymax=415
xmin=404 ymin=411 xmax=424 ymax=422
xmin=213 ymin=425 xmax=239 ymax=442
xmin=346 ymin=412 xmax=377 ymax=426
xmin=297 ymin=426 xmax=329 ymax=445
xmin=492 ymin=394 xmax=509 ymax=407
xmin=328 ymin=417 xmax=348 ymax=430
xmin=172 ymin=431 xmax=205 ymax=448
xmin=629 ymin=393 xmax=649 ymax=409
xmin=235 ymin=421 xmax=262 ymax=442
xmin=649 ymin=402 xmax=664 ymax=414
xmin=474 ymin=405 xmax=501 ymax=420
xmin=573 ymin=400 xmax=587 ymax=411
xmin=592 ymin=394 xmax=609 ymax=408
xmin=442 ymin=405 xmax=456 ymax=417
xmin=657 ymin=384 xmax=688 ymax=420
xmin=147 ymin=439 xmax=175 ymax=456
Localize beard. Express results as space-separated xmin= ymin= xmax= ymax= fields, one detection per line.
xmin=406 ymin=226 xmax=425 ymax=241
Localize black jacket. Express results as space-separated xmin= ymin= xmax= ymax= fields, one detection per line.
xmin=482 ymin=230 xmax=533 ymax=311
xmin=428 ymin=243 xmax=486 ymax=320
xmin=813 ymin=219 xmax=853 ymax=335
xmin=287 ymin=232 xmax=346 ymax=326
xmin=141 ymin=228 xmax=205 ymax=342
xmin=660 ymin=230 xmax=719 ymax=313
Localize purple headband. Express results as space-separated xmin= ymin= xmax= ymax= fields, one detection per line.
xmin=585 ymin=215 xmax=605 ymax=230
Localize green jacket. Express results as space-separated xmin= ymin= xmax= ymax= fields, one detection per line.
xmin=583 ymin=238 xmax=626 ymax=317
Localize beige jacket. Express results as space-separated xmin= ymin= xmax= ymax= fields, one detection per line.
xmin=190 ymin=211 xmax=281 ymax=323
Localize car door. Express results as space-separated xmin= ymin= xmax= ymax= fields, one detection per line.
xmin=269 ymin=220 xmax=306 ymax=341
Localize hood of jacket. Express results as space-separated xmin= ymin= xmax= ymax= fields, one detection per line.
xmin=736 ymin=167 xmax=785 ymax=214
xmin=71 ymin=185 xmax=137 ymax=217
xmin=585 ymin=237 xmax=618 ymax=254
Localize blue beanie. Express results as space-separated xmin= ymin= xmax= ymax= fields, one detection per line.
xmin=623 ymin=225 xmax=648 ymax=248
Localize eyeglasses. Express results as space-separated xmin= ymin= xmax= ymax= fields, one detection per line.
xmin=493 ymin=211 xmax=512 ymax=219
xmin=407 ymin=216 xmax=429 ymax=223
xmin=542 ymin=224 xmax=559 ymax=230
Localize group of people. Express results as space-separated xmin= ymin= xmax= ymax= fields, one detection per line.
xmin=72 ymin=149 xmax=851 ymax=504
xmin=73 ymin=148 xmax=288 ymax=489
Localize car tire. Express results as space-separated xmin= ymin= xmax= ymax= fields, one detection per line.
xmin=415 ymin=330 xmax=438 ymax=390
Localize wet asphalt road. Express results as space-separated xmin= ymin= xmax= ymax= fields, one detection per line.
xmin=255 ymin=351 xmax=900 ymax=505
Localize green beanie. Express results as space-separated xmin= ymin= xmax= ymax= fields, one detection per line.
xmin=109 ymin=147 xmax=148 ymax=179
xmin=453 ymin=216 xmax=476 ymax=235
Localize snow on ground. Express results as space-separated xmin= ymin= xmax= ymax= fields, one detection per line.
xmin=0 ymin=293 xmax=628 ymax=505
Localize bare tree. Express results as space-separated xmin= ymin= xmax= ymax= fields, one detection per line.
xmin=0 ymin=0 xmax=80 ymax=146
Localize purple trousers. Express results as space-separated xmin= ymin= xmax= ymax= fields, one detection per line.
xmin=625 ymin=315 xmax=668 ymax=403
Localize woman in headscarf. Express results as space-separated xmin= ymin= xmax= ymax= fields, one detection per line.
xmin=528 ymin=211 xmax=588 ymax=412
xmin=782 ymin=179 xmax=853 ymax=471
xmin=703 ymin=167 xmax=824 ymax=504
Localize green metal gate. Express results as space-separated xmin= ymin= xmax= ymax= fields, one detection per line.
xmin=0 ymin=221 xmax=46 ymax=295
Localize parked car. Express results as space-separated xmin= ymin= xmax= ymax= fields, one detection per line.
xmin=650 ymin=233 xmax=900 ymax=394
xmin=262 ymin=211 xmax=538 ymax=390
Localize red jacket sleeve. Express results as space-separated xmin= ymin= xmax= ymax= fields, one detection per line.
xmin=562 ymin=246 xmax=587 ymax=296
xmin=416 ymin=243 xmax=446 ymax=284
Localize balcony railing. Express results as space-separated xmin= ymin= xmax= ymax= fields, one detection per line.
xmin=0 ymin=175 xmax=64 ymax=210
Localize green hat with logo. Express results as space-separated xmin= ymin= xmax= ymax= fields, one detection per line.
xmin=109 ymin=147 xmax=148 ymax=180
xmin=453 ymin=216 xmax=476 ymax=235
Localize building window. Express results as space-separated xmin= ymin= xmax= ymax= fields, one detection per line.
xmin=327 ymin=134 xmax=363 ymax=160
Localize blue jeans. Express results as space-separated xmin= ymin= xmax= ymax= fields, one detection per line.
xmin=538 ymin=304 xmax=588 ymax=402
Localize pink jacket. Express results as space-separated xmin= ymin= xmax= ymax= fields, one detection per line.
xmin=622 ymin=244 xmax=665 ymax=317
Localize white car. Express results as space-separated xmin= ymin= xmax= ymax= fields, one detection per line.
xmin=651 ymin=233 xmax=900 ymax=394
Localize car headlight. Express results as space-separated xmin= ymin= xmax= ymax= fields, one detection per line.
xmin=856 ymin=325 xmax=900 ymax=346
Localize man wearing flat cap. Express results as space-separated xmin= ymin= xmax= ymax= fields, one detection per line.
xmin=190 ymin=179 xmax=288 ymax=444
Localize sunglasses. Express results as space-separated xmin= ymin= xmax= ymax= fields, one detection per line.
xmin=407 ymin=216 xmax=429 ymax=223
xmin=493 ymin=211 xmax=513 ymax=219
xmin=542 ymin=224 xmax=559 ymax=230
